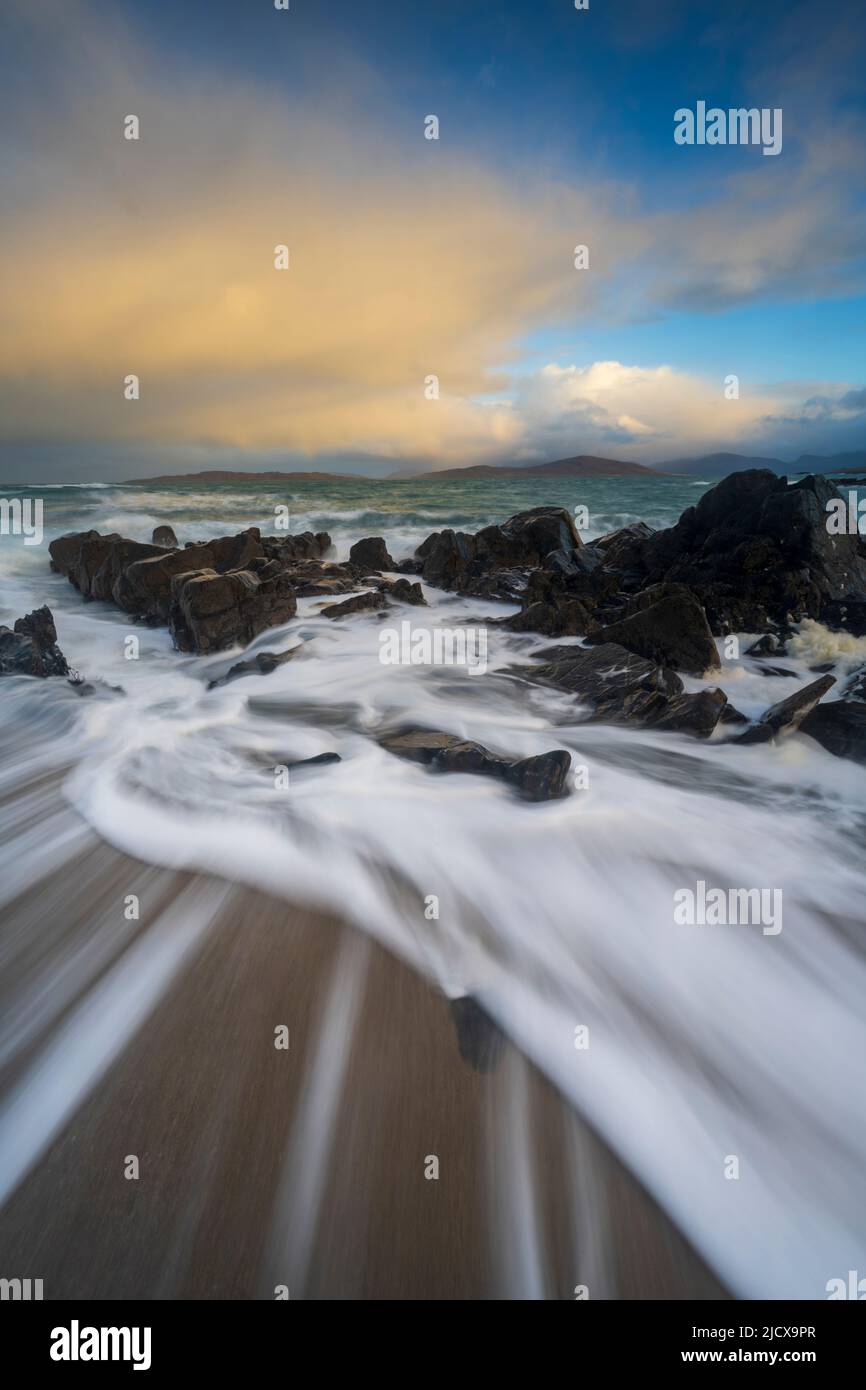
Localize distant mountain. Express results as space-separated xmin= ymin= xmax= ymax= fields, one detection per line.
xmin=390 ymin=454 xmax=655 ymax=481
xmin=659 ymin=450 xmax=866 ymax=477
xmin=658 ymin=452 xmax=785 ymax=477
xmin=124 ymin=469 xmax=359 ymax=484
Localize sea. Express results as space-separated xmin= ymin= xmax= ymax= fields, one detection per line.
xmin=2 ymin=472 xmax=866 ymax=1298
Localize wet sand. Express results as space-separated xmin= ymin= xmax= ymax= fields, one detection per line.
xmin=0 ymin=794 xmax=727 ymax=1300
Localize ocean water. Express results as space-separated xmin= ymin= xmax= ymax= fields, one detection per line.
xmin=2 ymin=474 xmax=866 ymax=1298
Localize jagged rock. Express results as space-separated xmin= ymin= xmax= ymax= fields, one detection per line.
xmin=169 ymin=563 xmax=297 ymax=654
xmin=152 ymin=525 xmax=178 ymax=548
xmin=386 ymin=577 xmax=426 ymax=605
xmin=746 ymin=633 xmax=785 ymax=657
xmin=528 ymin=640 xmax=727 ymax=737
xmin=378 ymin=728 xmax=571 ymax=802
xmin=349 ymin=537 xmax=395 ymax=571
xmin=505 ymin=597 xmax=599 ymax=638
xmin=207 ymin=645 xmax=301 ymax=688
xmin=91 ymin=538 xmax=168 ymax=601
xmin=320 ymin=590 xmax=388 ymax=618
xmin=415 ymin=507 xmax=581 ymax=594
xmin=800 ymin=700 xmax=866 ymax=764
xmin=641 ymin=472 xmax=866 ymax=633
xmin=261 ymin=531 xmax=331 ymax=564
xmin=0 ymin=606 xmax=69 ymax=677
xmin=592 ymin=589 xmax=720 ymax=676
xmin=114 ymin=529 xmax=264 ymax=620
xmin=737 ymin=674 xmax=836 ymax=745
xmin=588 ymin=521 xmax=655 ymax=579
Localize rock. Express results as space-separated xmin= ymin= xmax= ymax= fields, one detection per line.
xmin=718 ymin=702 xmax=749 ymax=726
xmin=262 ymin=531 xmax=332 ymax=564
xmin=207 ymin=645 xmax=301 ymax=688
xmin=821 ymin=597 xmax=866 ymax=637
xmin=349 ymin=537 xmax=395 ymax=571
xmin=169 ymin=563 xmax=297 ymax=654
xmin=386 ymin=577 xmax=426 ymax=605
xmin=592 ymin=590 xmax=720 ymax=676
xmin=737 ymin=674 xmax=836 ymax=745
xmin=800 ymin=700 xmax=866 ymax=764
xmin=746 ymin=633 xmax=784 ymax=657
xmin=415 ymin=507 xmax=581 ymax=594
xmin=641 ymin=472 xmax=866 ymax=633
xmin=528 ymin=641 xmax=727 ymax=737
xmin=505 ymin=598 xmax=599 ymax=638
xmin=378 ymin=728 xmax=571 ymax=802
xmin=114 ymin=529 xmax=264 ymax=620
xmin=285 ymin=752 xmax=342 ymax=769
xmin=449 ymin=997 xmax=506 ymax=1072
xmin=91 ymin=538 xmax=168 ymax=602
xmin=320 ymin=590 xmax=388 ymax=618
xmin=152 ymin=525 xmax=178 ymax=548
xmin=588 ymin=521 xmax=655 ymax=580
xmin=0 ymin=606 xmax=69 ymax=677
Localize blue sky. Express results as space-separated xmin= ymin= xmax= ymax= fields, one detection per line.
xmin=1 ymin=0 xmax=864 ymax=478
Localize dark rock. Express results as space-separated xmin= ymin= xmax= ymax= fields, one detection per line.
xmin=449 ymin=997 xmax=506 ymax=1073
xmin=592 ymin=590 xmax=720 ymax=676
xmin=641 ymin=472 xmax=866 ymax=633
xmin=285 ymin=752 xmax=342 ymax=769
xmin=169 ymin=565 xmax=297 ymax=654
xmin=261 ymin=531 xmax=331 ymax=564
xmin=207 ymin=646 xmax=301 ymax=688
xmin=349 ymin=537 xmax=395 ymax=571
xmin=378 ymin=728 xmax=571 ymax=802
xmin=747 ymin=633 xmax=784 ymax=657
xmin=505 ymin=598 xmax=599 ymax=638
xmin=415 ymin=507 xmax=581 ymax=594
xmin=800 ymin=700 xmax=866 ymax=764
xmin=528 ymin=641 xmax=726 ymax=738
xmin=152 ymin=525 xmax=178 ymax=548
xmin=821 ymin=597 xmax=866 ymax=637
xmin=90 ymin=539 xmax=167 ymax=602
xmin=114 ymin=529 xmax=264 ymax=620
xmin=320 ymin=590 xmax=388 ymax=618
xmin=0 ymin=606 xmax=69 ymax=677
xmin=718 ymin=702 xmax=749 ymax=726
xmin=737 ymin=674 xmax=836 ymax=745
xmin=386 ymin=577 xmax=426 ymax=605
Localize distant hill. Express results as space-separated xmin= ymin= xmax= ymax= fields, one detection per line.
xmin=124 ymin=470 xmax=359 ymax=484
xmin=390 ymin=454 xmax=655 ymax=481
xmin=659 ymin=450 xmax=866 ymax=477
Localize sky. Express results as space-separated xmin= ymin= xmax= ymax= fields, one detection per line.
xmin=1 ymin=0 xmax=865 ymax=481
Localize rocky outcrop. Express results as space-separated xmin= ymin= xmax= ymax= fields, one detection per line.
xmin=415 ymin=506 xmax=582 ymax=593
xmin=591 ymin=587 xmax=720 ymax=676
xmin=379 ymin=729 xmax=571 ymax=802
xmin=0 ymin=606 xmax=69 ymax=677
xmin=385 ymin=577 xmax=426 ymax=605
xmin=115 ymin=530 xmax=264 ymax=621
xmin=261 ymin=532 xmax=331 ymax=564
xmin=529 ymin=641 xmax=726 ymax=737
xmin=169 ymin=560 xmax=297 ymax=654
xmin=641 ymin=471 xmax=866 ymax=633
xmin=349 ymin=537 xmax=395 ymax=571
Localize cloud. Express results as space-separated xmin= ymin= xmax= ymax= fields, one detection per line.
xmin=1 ymin=0 xmax=864 ymax=478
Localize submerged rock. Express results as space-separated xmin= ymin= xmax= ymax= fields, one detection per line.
xmin=379 ymin=728 xmax=571 ymax=802
xmin=0 ymin=606 xmax=69 ymax=677
xmin=320 ymin=590 xmax=388 ymax=618
xmin=207 ymin=645 xmax=302 ymax=688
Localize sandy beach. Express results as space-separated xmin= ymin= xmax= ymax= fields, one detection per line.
xmin=0 ymin=781 xmax=724 ymax=1300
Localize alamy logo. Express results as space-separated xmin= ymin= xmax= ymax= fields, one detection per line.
xmin=826 ymin=1270 xmax=866 ymax=1299
xmin=0 ymin=1276 xmax=43 ymax=1300
xmin=0 ymin=497 xmax=43 ymax=546
xmin=673 ymin=880 xmax=782 ymax=936
xmin=379 ymin=620 xmax=488 ymax=675
xmin=825 ymin=493 xmax=866 ymax=535
xmin=50 ymin=1320 xmax=152 ymax=1371
xmin=674 ymin=102 xmax=782 ymax=157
